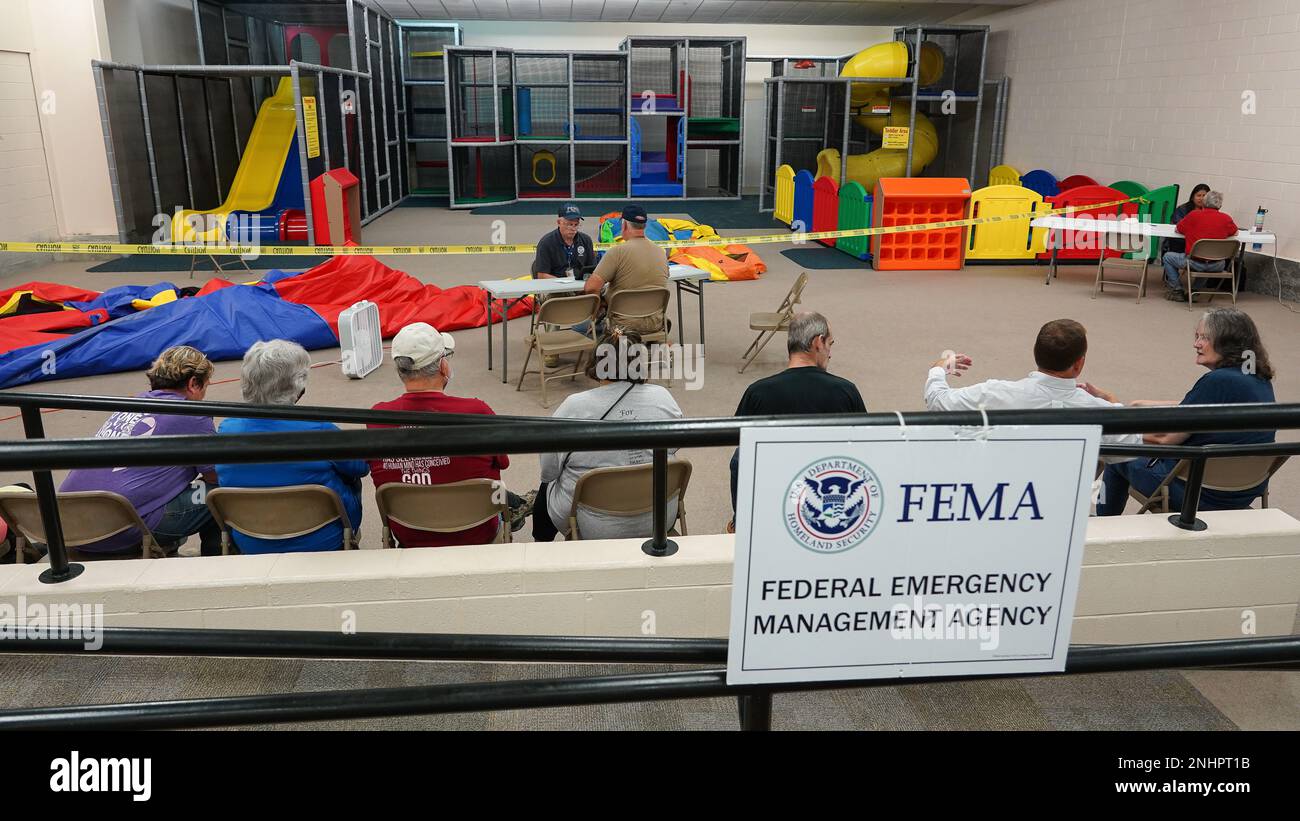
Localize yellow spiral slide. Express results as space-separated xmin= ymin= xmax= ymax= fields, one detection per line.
xmin=815 ymin=40 xmax=945 ymax=191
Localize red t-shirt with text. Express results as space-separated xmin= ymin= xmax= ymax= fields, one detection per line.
xmin=368 ymin=392 xmax=510 ymax=547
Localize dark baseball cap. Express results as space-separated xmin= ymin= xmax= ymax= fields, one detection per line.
xmin=557 ymin=203 xmax=583 ymax=221
xmin=621 ymin=204 xmax=648 ymax=225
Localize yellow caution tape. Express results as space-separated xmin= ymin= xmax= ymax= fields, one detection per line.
xmin=0 ymin=197 xmax=1144 ymax=257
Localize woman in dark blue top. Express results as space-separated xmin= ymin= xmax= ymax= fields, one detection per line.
xmin=1097 ymin=307 xmax=1276 ymax=515
xmin=1162 ymin=182 xmax=1209 ymax=255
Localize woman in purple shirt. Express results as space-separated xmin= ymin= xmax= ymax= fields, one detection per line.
xmin=60 ymin=346 xmax=221 ymax=556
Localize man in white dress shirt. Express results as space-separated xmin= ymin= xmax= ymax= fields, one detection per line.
xmin=923 ymin=319 xmax=1141 ymax=458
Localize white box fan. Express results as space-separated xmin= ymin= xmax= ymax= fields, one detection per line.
xmin=339 ymin=300 xmax=383 ymax=379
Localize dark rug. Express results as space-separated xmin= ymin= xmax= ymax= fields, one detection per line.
xmin=781 ymin=246 xmax=873 ymax=269
xmin=445 ymin=195 xmax=786 ymax=230
xmin=86 ymin=254 xmax=328 ymax=273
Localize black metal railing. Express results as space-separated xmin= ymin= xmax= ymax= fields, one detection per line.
xmin=1 ymin=390 xmax=1298 ymax=584
xmin=0 ymin=628 xmax=1295 ymax=730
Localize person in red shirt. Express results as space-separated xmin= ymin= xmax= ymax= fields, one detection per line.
xmin=1162 ymin=190 xmax=1239 ymax=300
xmin=368 ymin=323 xmax=533 ymax=547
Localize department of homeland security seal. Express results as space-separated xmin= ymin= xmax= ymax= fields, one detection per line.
xmin=784 ymin=457 xmax=882 ymax=553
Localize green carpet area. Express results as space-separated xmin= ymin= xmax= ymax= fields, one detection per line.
xmin=86 ymin=254 xmax=327 ymax=273
xmin=781 ymin=246 xmax=873 ymax=269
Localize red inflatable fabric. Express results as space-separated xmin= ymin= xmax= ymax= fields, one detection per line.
xmin=0 ymin=282 xmax=101 ymax=308
xmin=272 ymin=256 xmax=533 ymax=337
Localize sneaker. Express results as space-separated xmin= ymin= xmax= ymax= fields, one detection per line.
xmin=1164 ymin=288 xmax=1186 ymax=302
xmin=508 ymin=490 xmax=536 ymax=533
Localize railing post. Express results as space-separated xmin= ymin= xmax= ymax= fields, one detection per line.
xmin=19 ymin=407 xmax=84 ymax=583
xmin=737 ymin=691 xmax=772 ymax=731
xmin=641 ymin=448 xmax=679 ymax=557
xmin=1168 ymin=456 xmax=1208 ymax=532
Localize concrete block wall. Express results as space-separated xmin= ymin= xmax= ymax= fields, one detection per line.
xmin=966 ymin=0 xmax=1300 ymax=290
xmin=1 ymin=509 xmax=1297 ymax=645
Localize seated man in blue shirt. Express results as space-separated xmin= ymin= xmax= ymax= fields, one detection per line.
xmin=1097 ymin=308 xmax=1276 ymax=515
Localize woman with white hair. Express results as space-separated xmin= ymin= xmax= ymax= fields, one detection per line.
xmin=215 ymin=339 xmax=369 ymax=553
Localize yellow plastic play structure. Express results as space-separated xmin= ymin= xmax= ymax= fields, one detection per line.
xmin=170 ymin=78 xmax=299 ymax=243
xmin=815 ymin=40 xmax=945 ymax=191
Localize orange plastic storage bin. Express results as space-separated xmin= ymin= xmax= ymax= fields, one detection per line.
xmin=871 ymin=177 xmax=972 ymax=271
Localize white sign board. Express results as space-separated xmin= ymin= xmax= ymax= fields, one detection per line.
xmin=727 ymin=425 xmax=1100 ymax=686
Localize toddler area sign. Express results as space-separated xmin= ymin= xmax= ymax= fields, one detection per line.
xmin=727 ymin=425 xmax=1100 ymax=685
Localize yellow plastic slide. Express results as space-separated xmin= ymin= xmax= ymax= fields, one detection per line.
xmin=171 ymin=78 xmax=298 ymax=243
xmin=815 ymin=40 xmax=944 ymax=191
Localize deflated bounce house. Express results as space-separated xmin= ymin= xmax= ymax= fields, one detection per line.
xmin=598 ymin=213 xmax=766 ymax=282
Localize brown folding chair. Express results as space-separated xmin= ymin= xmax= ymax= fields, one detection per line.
xmin=607 ymin=286 xmax=673 ymax=382
xmin=567 ymin=460 xmax=691 ymax=540
xmin=206 ymin=484 xmax=358 ymax=554
xmin=0 ymin=488 xmax=164 ymax=560
xmin=375 ymin=479 xmax=510 ymax=548
xmin=1093 ymin=230 xmax=1149 ymax=303
xmin=739 ymin=272 xmax=808 ymax=373
xmin=1129 ymin=455 xmax=1288 ymax=513
xmin=517 ymin=293 xmax=600 ymax=408
xmin=1183 ymin=238 xmax=1240 ymax=309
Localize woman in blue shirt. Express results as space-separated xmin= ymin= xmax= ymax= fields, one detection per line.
xmin=1097 ymin=308 xmax=1276 ymax=515
xmin=215 ymin=339 xmax=369 ymax=552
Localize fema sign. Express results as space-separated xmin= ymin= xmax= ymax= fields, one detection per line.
xmin=728 ymin=425 xmax=1100 ymax=686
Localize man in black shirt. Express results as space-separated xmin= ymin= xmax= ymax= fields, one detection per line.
xmin=728 ymin=311 xmax=866 ymax=531
xmin=531 ymin=202 xmax=596 ymax=279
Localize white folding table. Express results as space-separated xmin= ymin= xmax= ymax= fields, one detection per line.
xmin=669 ymin=263 xmax=712 ymax=347
xmin=1029 ymin=217 xmax=1277 ymax=286
xmin=478 ymin=277 xmax=585 ymax=384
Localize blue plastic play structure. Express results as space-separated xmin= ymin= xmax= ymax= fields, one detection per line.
xmin=630 ymin=116 xmax=685 ymax=196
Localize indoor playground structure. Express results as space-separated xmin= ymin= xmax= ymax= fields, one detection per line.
xmin=440 ymin=37 xmax=744 ymax=206
xmin=764 ymin=25 xmax=997 ymax=267
xmin=95 ymin=0 xmax=458 ymax=244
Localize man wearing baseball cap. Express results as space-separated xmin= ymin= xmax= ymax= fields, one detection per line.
xmin=583 ymin=203 xmax=670 ymax=334
xmin=368 ymin=323 xmax=533 ymax=545
xmin=531 ymin=202 xmax=595 ymax=280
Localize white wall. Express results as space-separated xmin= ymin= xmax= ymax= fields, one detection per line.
xmin=101 ymin=0 xmax=200 ymax=65
xmin=459 ymin=22 xmax=893 ymax=194
xmin=0 ymin=0 xmax=117 ymax=239
xmin=962 ymin=0 xmax=1300 ymax=260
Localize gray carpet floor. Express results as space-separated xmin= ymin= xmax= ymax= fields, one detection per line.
xmin=0 ymin=653 xmax=1246 ymax=730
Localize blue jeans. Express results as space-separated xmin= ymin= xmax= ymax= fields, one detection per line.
xmin=1161 ymin=251 xmax=1225 ymax=290
xmin=1099 ymin=459 xmax=1263 ymax=516
xmin=152 ymin=484 xmax=222 ymax=555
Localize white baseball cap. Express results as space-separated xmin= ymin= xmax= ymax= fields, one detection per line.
xmin=391 ymin=322 xmax=455 ymax=369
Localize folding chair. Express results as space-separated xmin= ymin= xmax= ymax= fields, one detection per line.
xmin=567 ymin=460 xmax=691 ymax=540
xmin=0 ymin=488 xmax=164 ymax=560
xmin=1183 ymin=238 xmax=1241 ymax=309
xmin=517 ymin=293 xmax=600 ymax=408
xmin=607 ymin=286 xmax=673 ymax=382
xmin=1129 ymin=455 xmax=1288 ymax=513
xmin=1093 ymin=230 xmax=1149 ymax=303
xmin=206 ymin=484 xmax=358 ymax=554
xmin=375 ymin=479 xmax=510 ymax=548
xmin=739 ymin=272 xmax=808 ymax=373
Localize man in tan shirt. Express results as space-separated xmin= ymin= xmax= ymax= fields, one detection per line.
xmin=584 ymin=204 xmax=669 ymax=334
